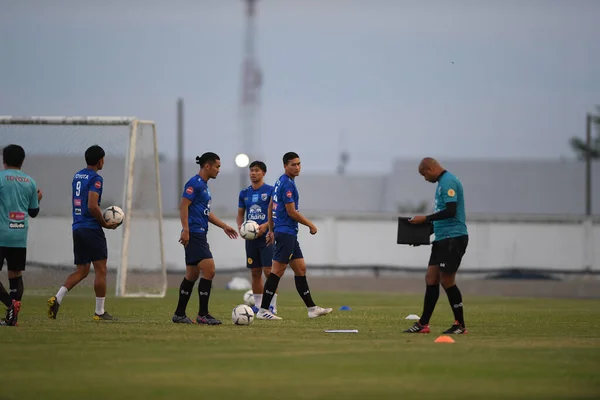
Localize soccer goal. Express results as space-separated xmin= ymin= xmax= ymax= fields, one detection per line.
xmin=0 ymin=116 xmax=167 ymax=298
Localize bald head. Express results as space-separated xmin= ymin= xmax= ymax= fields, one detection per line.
xmin=418 ymin=157 xmax=444 ymax=183
xmin=419 ymin=157 xmax=439 ymax=170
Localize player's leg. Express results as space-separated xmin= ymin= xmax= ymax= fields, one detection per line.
xmin=91 ymin=259 xmax=117 ymax=320
xmin=47 ymin=263 xmax=90 ymax=319
xmin=3 ymin=248 xmax=26 ymax=326
xmin=195 ymin=257 xmax=221 ymax=325
xmin=440 ymin=236 xmax=469 ymax=334
xmin=289 ymin=256 xmax=333 ymax=319
xmin=259 ymin=242 xmax=278 ymax=314
xmin=246 ymin=240 xmax=263 ymax=312
xmin=404 ymin=242 xmax=443 ymax=333
xmin=172 ymin=264 xmax=199 ymax=324
xmin=0 ymin=248 xmax=20 ymax=326
xmin=250 ymin=267 xmax=263 ymax=313
xmin=256 ymin=233 xmax=289 ymax=320
xmin=7 ymin=247 xmax=26 ymax=302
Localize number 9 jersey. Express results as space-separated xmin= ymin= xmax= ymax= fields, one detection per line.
xmin=72 ymin=168 xmax=103 ymax=230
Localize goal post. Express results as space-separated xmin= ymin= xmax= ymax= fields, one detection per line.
xmin=0 ymin=116 xmax=167 ymax=298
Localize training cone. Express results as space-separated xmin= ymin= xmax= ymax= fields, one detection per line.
xmin=434 ymin=335 xmax=455 ymax=343
xmin=339 ymin=306 xmax=351 ymax=311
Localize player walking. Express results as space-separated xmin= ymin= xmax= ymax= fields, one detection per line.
xmin=0 ymin=145 xmax=42 ymax=326
xmin=172 ymin=152 xmax=238 ymax=325
xmin=47 ymin=145 xmax=120 ymax=321
xmin=256 ymin=152 xmax=332 ymax=320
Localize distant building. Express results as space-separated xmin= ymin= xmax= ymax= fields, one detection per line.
xmin=16 ymin=156 xmax=600 ymax=217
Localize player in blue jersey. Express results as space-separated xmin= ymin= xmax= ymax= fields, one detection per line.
xmin=172 ymin=152 xmax=238 ymax=325
xmin=47 ymin=145 xmax=121 ymax=321
xmin=255 ymin=152 xmax=332 ymax=320
xmin=236 ymin=161 xmax=278 ymax=314
xmin=0 ymin=145 xmax=42 ymax=326
xmin=405 ymin=158 xmax=469 ymax=334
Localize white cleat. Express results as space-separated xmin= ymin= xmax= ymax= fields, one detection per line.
xmin=308 ymin=306 xmax=333 ymax=319
xmin=256 ymin=308 xmax=282 ymax=320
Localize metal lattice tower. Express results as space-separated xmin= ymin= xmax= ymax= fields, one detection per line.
xmin=239 ymin=0 xmax=263 ymax=165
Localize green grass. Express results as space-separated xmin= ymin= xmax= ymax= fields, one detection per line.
xmin=1 ymin=289 xmax=600 ymax=399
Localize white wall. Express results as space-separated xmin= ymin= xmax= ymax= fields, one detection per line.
xmin=26 ymin=216 xmax=599 ymax=272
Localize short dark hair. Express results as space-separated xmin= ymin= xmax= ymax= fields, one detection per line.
xmin=283 ymin=152 xmax=299 ymax=165
xmin=85 ymin=145 xmax=105 ymax=165
xmin=249 ymin=160 xmax=267 ymax=173
xmin=2 ymin=144 xmax=26 ymax=168
xmin=196 ymin=152 xmax=220 ymax=167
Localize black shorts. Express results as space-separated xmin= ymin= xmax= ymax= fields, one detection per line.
xmin=0 ymin=247 xmax=27 ymax=271
xmin=246 ymin=238 xmax=273 ymax=268
xmin=185 ymin=232 xmax=213 ymax=266
xmin=428 ymin=235 xmax=469 ymax=273
xmin=273 ymin=232 xmax=303 ymax=264
xmin=73 ymin=228 xmax=108 ymax=265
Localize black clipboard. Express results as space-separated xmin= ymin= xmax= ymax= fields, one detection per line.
xmin=397 ymin=217 xmax=432 ymax=245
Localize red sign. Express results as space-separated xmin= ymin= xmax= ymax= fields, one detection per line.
xmin=9 ymin=212 xmax=25 ymax=220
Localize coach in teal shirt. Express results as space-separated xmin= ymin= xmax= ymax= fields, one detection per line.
xmin=405 ymin=157 xmax=469 ymax=336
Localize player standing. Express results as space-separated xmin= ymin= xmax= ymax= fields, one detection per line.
xmin=0 ymin=145 xmax=42 ymax=326
xmin=255 ymin=152 xmax=332 ymax=320
xmin=405 ymin=157 xmax=469 ymax=334
xmin=236 ymin=161 xmax=278 ymax=314
xmin=47 ymin=145 xmax=120 ymax=321
xmin=172 ymin=152 xmax=238 ymax=325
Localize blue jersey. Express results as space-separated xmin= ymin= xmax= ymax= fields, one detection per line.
xmin=182 ymin=175 xmax=211 ymax=233
xmin=272 ymin=174 xmax=299 ymax=236
xmin=72 ymin=168 xmax=103 ymax=231
xmin=0 ymin=169 xmax=39 ymax=247
xmin=239 ymin=183 xmax=273 ymax=242
xmin=433 ymin=171 xmax=468 ymax=241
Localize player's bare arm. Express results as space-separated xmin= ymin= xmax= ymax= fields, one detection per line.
xmin=37 ymin=188 xmax=43 ymax=202
xmin=209 ymin=212 xmax=239 ymax=239
xmin=88 ymin=191 xmax=118 ymax=229
xmin=236 ymin=207 xmax=245 ymax=232
xmin=265 ymin=199 xmax=275 ymax=245
xmin=284 ymin=202 xmax=317 ymax=234
xmin=179 ymin=197 xmax=191 ymax=246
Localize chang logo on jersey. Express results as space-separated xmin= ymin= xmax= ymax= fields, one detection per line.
xmin=247 ymin=204 xmax=266 ymax=221
xmin=9 ymin=222 xmax=25 ymax=229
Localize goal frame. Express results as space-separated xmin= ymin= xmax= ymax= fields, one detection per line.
xmin=0 ymin=116 xmax=167 ymax=298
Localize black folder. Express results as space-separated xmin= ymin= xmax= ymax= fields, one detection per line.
xmin=397 ymin=217 xmax=432 ymax=245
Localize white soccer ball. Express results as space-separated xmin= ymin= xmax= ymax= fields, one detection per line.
xmin=103 ymin=205 xmax=124 ymax=225
xmin=243 ymin=289 xmax=255 ymax=306
xmin=232 ymin=304 xmax=254 ymax=325
xmin=240 ymin=220 xmax=260 ymax=240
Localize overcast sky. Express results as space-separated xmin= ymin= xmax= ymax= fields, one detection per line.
xmin=1 ymin=0 xmax=599 ymax=173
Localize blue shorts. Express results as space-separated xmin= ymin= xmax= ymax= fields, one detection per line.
xmin=273 ymin=232 xmax=303 ymax=264
xmin=73 ymin=228 xmax=107 ymax=265
xmin=185 ymin=232 xmax=213 ymax=266
xmin=246 ymin=238 xmax=273 ymax=268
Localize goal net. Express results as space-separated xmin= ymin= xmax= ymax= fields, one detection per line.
xmin=0 ymin=116 xmax=166 ymax=298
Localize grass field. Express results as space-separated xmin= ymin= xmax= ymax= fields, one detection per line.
xmin=1 ymin=288 xmax=600 ymax=400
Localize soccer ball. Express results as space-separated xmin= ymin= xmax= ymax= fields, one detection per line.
xmin=103 ymin=206 xmax=124 ymax=225
xmin=240 ymin=220 xmax=260 ymax=240
xmin=243 ymin=289 xmax=255 ymax=306
xmin=232 ymin=304 xmax=254 ymax=325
